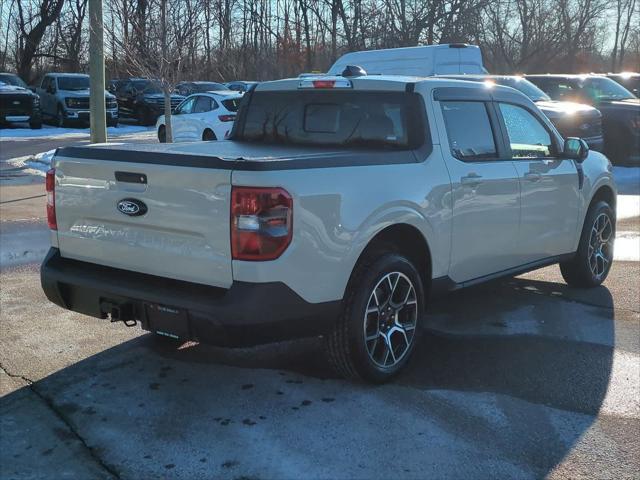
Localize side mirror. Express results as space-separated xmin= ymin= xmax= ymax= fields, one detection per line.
xmin=564 ymin=137 xmax=589 ymax=162
xmin=47 ymin=85 xmax=55 ymax=94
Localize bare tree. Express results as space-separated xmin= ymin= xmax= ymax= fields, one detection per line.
xmin=15 ymin=0 xmax=65 ymax=82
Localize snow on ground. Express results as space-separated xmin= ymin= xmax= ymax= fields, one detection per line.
xmin=0 ymin=124 xmax=152 ymax=140
xmin=615 ymin=231 xmax=640 ymax=262
xmin=5 ymin=150 xmax=56 ymax=177
xmin=618 ymin=195 xmax=640 ymax=220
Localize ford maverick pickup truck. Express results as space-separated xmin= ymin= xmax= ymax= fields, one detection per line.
xmin=41 ymin=73 xmax=617 ymax=382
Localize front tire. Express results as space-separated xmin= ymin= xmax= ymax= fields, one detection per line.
xmin=325 ymin=251 xmax=424 ymax=383
xmin=29 ymin=119 xmax=42 ymax=129
xmin=158 ymin=125 xmax=166 ymax=143
xmin=56 ymin=106 xmax=66 ymax=128
xmin=560 ymin=201 xmax=615 ymax=287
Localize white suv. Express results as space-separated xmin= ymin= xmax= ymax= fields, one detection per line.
xmin=156 ymin=91 xmax=243 ymax=142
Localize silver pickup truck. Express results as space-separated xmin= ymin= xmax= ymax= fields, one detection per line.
xmin=41 ymin=73 xmax=616 ymax=382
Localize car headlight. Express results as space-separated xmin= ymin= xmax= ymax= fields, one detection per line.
xmin=32 ymin=96 xmax=40 ymax=105
xmin=106 ymin=99 xmax=118 ymax=109
xmin=630 ymin=114 xmax=640 ymax=131
xmin=65 ymin=98 xmax=81 ymax=108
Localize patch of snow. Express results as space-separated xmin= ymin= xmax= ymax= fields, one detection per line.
xmin=617 ymin=195 xmax=640 ymax=220
xmin=5 ymin=150 xmax=56 ymax=176
xmin=614 ymin=231 xmax=640 ymax=262
xmin=613 ymin=166 xmax=640 ymax=195
xmin=0 ymin=124 xmax=153 ymax=140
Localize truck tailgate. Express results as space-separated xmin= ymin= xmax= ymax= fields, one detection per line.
xmin=53 ymin=152 xmax=233 ymax=288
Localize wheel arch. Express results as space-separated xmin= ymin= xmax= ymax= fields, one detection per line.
xmin=348 ymin=223 xmax=432 ymax=296
xmin=589 ymin=184 xmax=616 ymax=211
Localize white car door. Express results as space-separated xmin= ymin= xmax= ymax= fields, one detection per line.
xmin=191 ymin=96 xmax=216 ymax=140
xmin=171 ymin=97 xmax=196 ymax=142
xmin=435 ymin=93 xmax=522 ymax=283
xmin=496 ymin=102 xmax=580 ymax=263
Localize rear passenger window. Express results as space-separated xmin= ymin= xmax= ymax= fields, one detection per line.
xmin=193 ymin=96 xmax=212 ymax=113
xmin=440 ymin=101 xmax=497 ymax=160
xmin=498 ymin=103 xmax=553 ymax=158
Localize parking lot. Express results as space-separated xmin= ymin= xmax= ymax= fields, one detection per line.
xmin=1 ymin=127 xmax=638 ymax=479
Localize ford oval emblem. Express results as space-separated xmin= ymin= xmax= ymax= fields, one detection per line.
xmin=117 ymin=198 xmax=147 ymax=216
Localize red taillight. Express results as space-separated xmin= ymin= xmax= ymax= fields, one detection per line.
xmin=312 ymin=80 xmax=336 ymax=89
xmin=218 ymin=114 xmax=236 ymax=122
xmin=231 ymin=187 xmax=293 ymax=261
xmin=46 ymin=168 xmax=57 ymax=230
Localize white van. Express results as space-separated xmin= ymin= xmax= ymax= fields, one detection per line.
xmin=327 ymin=43 xmax=486 ymax=77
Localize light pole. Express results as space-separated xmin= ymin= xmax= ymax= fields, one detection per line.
xmin=89 ymin=0 xmax=106 ymax=143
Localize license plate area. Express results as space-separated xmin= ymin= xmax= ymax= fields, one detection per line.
xmin=145 ymin=303 xmax=190 ymax=339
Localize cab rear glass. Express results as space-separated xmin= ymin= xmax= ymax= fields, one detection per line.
xmin=235 ymin=91 xmax=425 ymax=150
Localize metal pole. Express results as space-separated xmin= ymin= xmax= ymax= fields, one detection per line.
xmin=89 ymin=0 xmax=106 ymax=143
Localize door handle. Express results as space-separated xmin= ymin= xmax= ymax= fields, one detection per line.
xmin=524 ymin=172 xmax=542 ymax=182
xmin=461 ymin=173 xmax=483 ymax=186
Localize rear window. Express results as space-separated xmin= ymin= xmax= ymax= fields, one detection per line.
xmin=235 ymin=91 xmax=425 ymax=150
xmin=440 ymin=101 xmax=497 ymax=160
xmin=222 ymin=98 xmax=241 ymax=112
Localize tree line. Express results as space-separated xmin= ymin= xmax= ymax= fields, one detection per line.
xmin=1 ymin=0 xmax=638 ymax=86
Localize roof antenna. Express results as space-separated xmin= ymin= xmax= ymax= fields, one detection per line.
xmin=342 ymin=65 xmax=367 ymax=77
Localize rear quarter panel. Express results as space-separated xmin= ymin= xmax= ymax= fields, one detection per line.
xmin=231 ymin=149 xmax=453 ymax=303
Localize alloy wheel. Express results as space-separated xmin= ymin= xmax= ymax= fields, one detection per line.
xmin=363 ymin=271 xmax=418 ymax=368
xmin=587 ymin=212 xmax=614 ymax=279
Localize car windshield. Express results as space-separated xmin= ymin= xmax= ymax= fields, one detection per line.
xmin=236 ymin=90 xmax=424 ymax=150
xmin=582 ymin=77 xmax=635 ymax=101
xmin=58 ymin=76 xmax=90 ymax=90
xmin=221 ymin=98 xmax=241 ymax=112
xmin=131 ymin=80 xmax=161 ymax=94
xmin=194 ymin=82 xmax=226 ymax=92
xmin=609 ymin=75 xmax=639 ymax=96
xmin=496 ymin=77 xmax=551 ymax=102
xmin=0 ymin=73 xmax=28 ymax=88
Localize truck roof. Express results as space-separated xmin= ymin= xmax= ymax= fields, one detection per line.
xmin=256 ymin=74 xmax=515 ymax=94
xmin=45 ymin=72 xmax=89 ymax=78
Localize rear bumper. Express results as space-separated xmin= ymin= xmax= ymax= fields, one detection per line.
xmin=41 ymin=248 xmax=340 ymax=346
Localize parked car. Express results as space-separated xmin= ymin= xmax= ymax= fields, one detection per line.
xmin=605 ymin=72 xmax=639 ymax=97
xmin=328 ymin=43 xmax=486 ymax=76
xmin=442 ymin=75 xmax=604 ymax=151
xmin=225 ymin=81 xmax=258 ymax=93
xmin=0 ymin=73 xmax=41 ymax=129
xmin=156 ymin=91 xmax=243 ymax=142
xmin=175 ymin=81 xmax=228 ymax=96
xmin=115 ymin=78 xmax=184 ymax=125
xmin=42 ymin=74 xmax=616 ymax=382
xmin=36 ymin=73 xmax=118 ymax=127
xmin=527 ymin=74 xmax=639 ymax=165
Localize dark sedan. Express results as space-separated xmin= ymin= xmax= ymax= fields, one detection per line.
xmin=442 ymin=75 xmax=604 ymax=152
xmin=175 ymin=81 xmax=228 ymax=96
xmin=527 ymin=74 xmax=639 ymax=165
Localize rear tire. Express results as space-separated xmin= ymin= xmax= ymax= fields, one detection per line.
xmin=325 ymin=250 xmax=424 ymax=383
xmin=158 ymin=125 xmax=166 ymax=143
xmin=202 ymin=129 xmax=216 ymax=141
xmin=560 ymin=201 xmax=615 ymax=287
